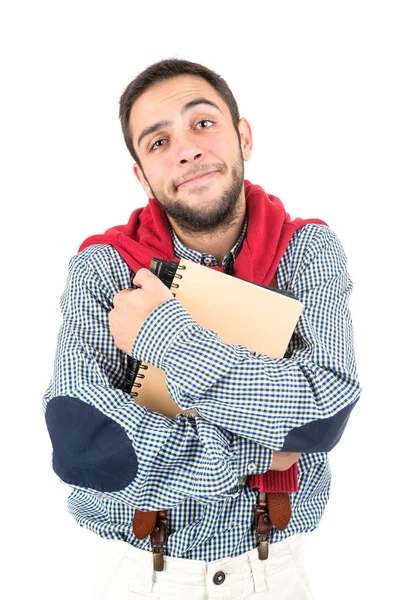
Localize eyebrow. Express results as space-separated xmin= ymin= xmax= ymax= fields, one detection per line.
xmin=137 ymin=98 xmax=222 ymax=148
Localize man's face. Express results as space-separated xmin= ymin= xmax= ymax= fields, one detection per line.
xmin=129 ymin=75 xmax=252 ymax=234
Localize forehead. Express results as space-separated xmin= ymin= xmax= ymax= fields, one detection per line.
xmin=129 ymin=75 xmax=229 ymax=136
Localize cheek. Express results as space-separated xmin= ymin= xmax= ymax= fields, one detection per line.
xmin=210 ymin=135 xmax=239 ymax=163
xmin=141 ymin=161 xmax=169 ymax=191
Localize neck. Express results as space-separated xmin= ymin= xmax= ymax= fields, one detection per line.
xmin=168 ymin=199 xmax=247 ymax=266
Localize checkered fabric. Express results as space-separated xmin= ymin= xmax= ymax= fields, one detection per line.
xmin=42 ymin=220 xmax=360 ymax=561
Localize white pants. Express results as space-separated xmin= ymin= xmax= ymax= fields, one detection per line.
xmin=93 ymin=534 xmax=315 ymax=599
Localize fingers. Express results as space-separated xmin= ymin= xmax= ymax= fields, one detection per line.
xmin=132 ymin=268 xmax=156 ymax=288
xmin=112 ymin=269 xmax=158 ymax=305
xmin=270 ymin=451 xmax=302 ymax=471
xmin=112 ymin=269 xmax=172 ymax=309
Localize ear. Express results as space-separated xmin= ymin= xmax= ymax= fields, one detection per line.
xmin=133 ymin=164 xmax=152 ymax=197
xmin=237 ymin=117 xmax=252 ymax=161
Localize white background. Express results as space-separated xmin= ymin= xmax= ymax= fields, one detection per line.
xmin=1 ymin=1 xmax=399 ymax=598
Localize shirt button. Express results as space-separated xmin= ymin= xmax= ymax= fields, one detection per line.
xmin=203 ymin=257 xmax=213 ymax=265
xmin=247 ymin=462 xmax=257 ymax=473
xmin=213 ymin=571 xmax=226 ymax=585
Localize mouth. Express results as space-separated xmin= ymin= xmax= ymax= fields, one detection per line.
xmin=178 ymin=170 xmax=219 ymax=188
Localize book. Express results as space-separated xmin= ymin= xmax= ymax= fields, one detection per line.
xmin=123 ymin=258 xmax=304 ymax=418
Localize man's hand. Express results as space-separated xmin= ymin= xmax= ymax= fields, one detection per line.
xmin=270 ymin=452 xmax=301 ymax=471
xmin=108 ymin=268 xmax=173 ymax=355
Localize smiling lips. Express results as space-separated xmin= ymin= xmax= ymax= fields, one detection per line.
xmin=178 ymin=170 xmax=219 ymax=188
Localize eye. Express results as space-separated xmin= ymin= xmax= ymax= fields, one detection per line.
xmin=150 ymin=139 xmax=166 ymax=152
xmin=195 ymin=119 xmax=214 ymax=129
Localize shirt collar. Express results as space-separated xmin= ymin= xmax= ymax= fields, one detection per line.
xmin=169 ymin=215 xmax=248 ymax=273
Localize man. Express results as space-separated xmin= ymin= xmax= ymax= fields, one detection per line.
xmin=43 ymin=58 xmax=361 ymax=599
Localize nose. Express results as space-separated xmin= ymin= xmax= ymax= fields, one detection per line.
xmin=180 ymin=152 xmax=202 ymax=165
xmin=175 ymin=133 xmax=203 ymax=165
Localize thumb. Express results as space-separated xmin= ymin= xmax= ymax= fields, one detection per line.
xmin=112 ymin=288 xmax=134 ymax=305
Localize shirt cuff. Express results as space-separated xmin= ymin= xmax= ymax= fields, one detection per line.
xmin=234 ymin=437 xmax=273 ymax=481
xmin=131 ymin=297 xmax=200 ymax=368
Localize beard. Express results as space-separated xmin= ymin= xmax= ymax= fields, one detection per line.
xmin=143 ymin=151 xmax=245 ymax=235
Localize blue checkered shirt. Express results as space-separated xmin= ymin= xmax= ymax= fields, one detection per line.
xmin=42 ymin=216 xmax=361 ymax=561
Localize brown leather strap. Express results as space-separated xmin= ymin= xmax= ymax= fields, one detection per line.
xmin=254 ymin=492 xmax=272 ymax=559
xmin=132 ymin=509 xmax=168 ymax=571
xmin=132 ymin=509 xmax=157 ymax=539
xmin=254 ymin=492 xmax=291 ymax=560
xmin=266 ymin=492 xmax=292 ymax=531
xmin=150 ymin=510 xmax=168 ymax=572
xmin=149 ymin=510 xmax=168 ymax=547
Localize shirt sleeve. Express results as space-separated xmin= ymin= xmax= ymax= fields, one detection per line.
xmin=42 ymin=244 xmax=272 ymax=512
xmin=132 ymin=224 xmax=361 ymax=454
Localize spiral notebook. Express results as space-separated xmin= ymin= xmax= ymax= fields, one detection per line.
xmin=124 ymin=258 xmax=304 ymax=417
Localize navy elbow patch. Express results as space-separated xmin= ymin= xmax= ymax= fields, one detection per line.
xmin=282 ymin=400 xmax=357 ymax=453
xmin=45 ymin=395 xmax=138 ymax=491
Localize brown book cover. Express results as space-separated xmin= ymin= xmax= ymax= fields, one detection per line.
xmin=129 ymin=258 xmax=303 ymax=417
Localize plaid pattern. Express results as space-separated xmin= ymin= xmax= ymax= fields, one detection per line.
xmin=168 ymin=217 xmax=247 ymax=274
xmin=42 ymin=220 xmax=360 ymax=561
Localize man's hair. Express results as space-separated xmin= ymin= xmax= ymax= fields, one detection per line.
xmin=119 ymin=58 xmax=240 ymax=164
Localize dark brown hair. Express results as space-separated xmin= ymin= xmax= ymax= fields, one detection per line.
xmin=119 ymin=58 xmax=240 ymax=164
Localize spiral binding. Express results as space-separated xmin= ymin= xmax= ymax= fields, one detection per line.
xmin=123 ymin=259 xmax=187 ymax=394
xmin=130 ymin=364 xmax=148 ymax=397
xmin=170 ymin=265 xmax=185 ymax=295
xmin=149 ymin=258 xmax=186 ymax=297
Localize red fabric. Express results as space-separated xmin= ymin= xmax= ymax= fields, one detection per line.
xmin=79 ymin=180 xmax=328 ymax=493
xmin=251 ymin=466 xmax=298 ymax=494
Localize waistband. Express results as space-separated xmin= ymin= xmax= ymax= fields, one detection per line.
xmin=95 ymin=533 xmax=303 ymax=596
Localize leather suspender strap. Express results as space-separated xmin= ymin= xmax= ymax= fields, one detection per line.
xmin=133 ymin=509 xmax=168 ymax=571
xmin=254 ymin=492 xmax=272 ymax=560
xmin=132 ymin=509 xmax=156 ymax=540
xmin=132 ymin=491 xmax=292 ymax=567
xmin=150 ymin=510 xmax=168 ymax=571
xmin=265 ymin=493 xmax=292 ymax=531
xmin=254 ymin=491 xmax=292 ymax=559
